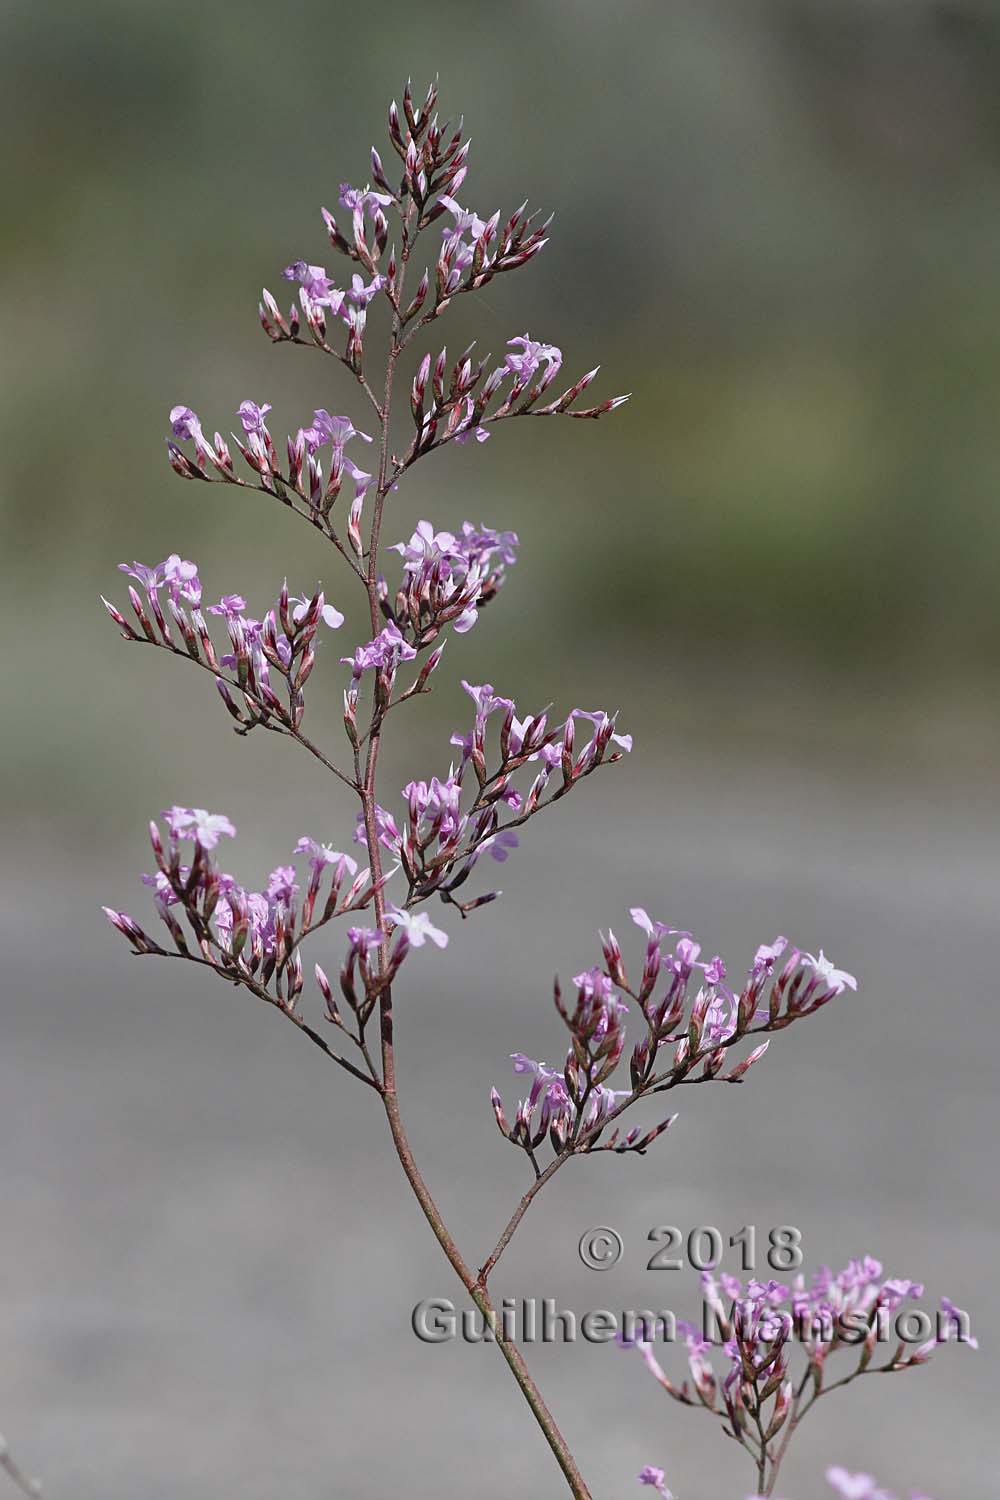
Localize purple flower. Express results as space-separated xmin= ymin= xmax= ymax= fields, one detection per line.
xmin=282 ymin=261 xmax=344 ymax=310
xmin=288 ymin=592 xmax=345 ymax=630
xmin=338 ymin=182 xmax=392 ymax=214
xmin=826 ymin=1470 xmax=893 ymax=1500
xmin=266 ymin=865 xmax=300 ymax=905
xmin=505 ymin=333 xmax=563 ymax=385
xmin=163 ymin=806 xmax=236 ymax=849
xmin=938 ymin=1295 xmax=978 ymax=1348
xmin=301 ymin=409 xmax=373 ymax=456
xmin=237 ymin=400 xmax=272 ymax=438
xmin=569 ymin=708 xmax=632 ymax=755
xmin=462 ymin=680 xmax=514 ymax=725
xmin=636 ymin=1467 xmax=673 ymax=1498
xmin=169 ymin=405 xmax=204 ymax=442
xmin=341 ymin=622 xmax=417 ymax=677
xmin=120 ymin=553 xmax=202 ymax=611
xmin=453 ymin=398 xmax=491 ymax=445
xmin=347 ymin=272 xmax=387 ymax=307
xmin=161 ymin=554 xmax=202 ymax=607
xmin=294 ymin=837 xmax=359 ymax=876
xmin=391 ymin=520 xmax=458 ymax=570
xmin=630 ymin=907 xmax=672 ymax=943
xmin=405 ymin=775 xmax=464 ymax=841
xmin=346 ymin=926 xmax=384 ymax=959
xmin=388 ymin=521 xmax=518 ymax=641
xmin=386 ymin=907 xmax=448 ymax=950
xmin=353 ymin=805 xmax=402 ymax=853
xmin=751 ymin=936 xmax=788 ymax=977
xmin=439 ymin=196 xmax=491 ymax=242
xmin=460 ymin=521 xmax=519 ymax=569
xmin=118 ymin=560 xmax=165 ymax=593
xmin=141 ymin=869 xmax=181 ymax=908
xmin=480 ymin=828 xmax=519 ymax=863
xmin=207 ymin=594 xmax=248 ymax=618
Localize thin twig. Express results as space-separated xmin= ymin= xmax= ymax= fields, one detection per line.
xmin=124 ymin=635 xmax=359 ymax=791
xmin=0 ymin=1435 xmax=41 ymax=1500
xmin=148 ymin=949 xmax=380 ymax=1090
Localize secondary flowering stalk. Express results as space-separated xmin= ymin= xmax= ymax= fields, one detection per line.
xmin=627 ymin=1262 xmax=974 ymax=1498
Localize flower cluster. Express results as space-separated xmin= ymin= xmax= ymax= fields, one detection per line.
xmin=104 ymin=560 xmax=343 ymax=735
xmin=356 ymin=681 xmax=631 ymax=915
xmin=627 ymin=1257 xmax=974 ymax=1500
xmin=635 ymin=1464 xmax=935 ymax=1500
xmin=405 ymin=334 xmax=627 ymax=466
xmin=102 ymin=812 xmax=386 ymax=1018
xmin=494 ymin=973 xmax=649 ymax=1157
xmin=492 ymin=912 xmax=856 ymax=1168
xmin=162 ymin=83 xmax=625 ymax=580
xmin=387 ymin=519 xmax=518 ymax=640
xmin=262 ymin=179 xmax=392 ymax=369
xmin=166 ymin=400 xmax=375 ymax=539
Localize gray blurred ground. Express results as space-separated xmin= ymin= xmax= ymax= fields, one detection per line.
xmin=3 ymin=0 xmax=1000 ymax=1495
xmin=1 ymin=748 xmax=995 ymax=1498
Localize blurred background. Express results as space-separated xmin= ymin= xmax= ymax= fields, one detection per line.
xmin=1 ymin=1 xmax=997 ymax=1495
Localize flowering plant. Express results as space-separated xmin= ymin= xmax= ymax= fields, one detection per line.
xmin=98 ymin=81 xmax=974 ymax=1500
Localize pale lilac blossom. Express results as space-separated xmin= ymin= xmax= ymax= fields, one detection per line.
xmin=341 ymin=622 xmax=417 ymax=679
xmin=294 ymin=838 xmax=359 ymax=877
xmin=803 ymin=950 xmax=858 ymax=995
xmin=636 ymin=1466 xmax=673 ymax=1498
xmin=338 ymin=182 xmax=393 ymax=215
xmin=237 ymin=400 xmax=272 ymax=437
xmin=505 ymin=333 xmax=563 ymax=385
xmin=282 ymin=260 xmax=344 ymax=311
xmin=386 ymin=908 xmax=449 ymax=949
xmin=169 ymin=405 xmax=204 ymax=442
xmin=289 ymin=592 xmax=345 ymax=630
xmin=118 ymin=560 xmax=165 ymax=593
xmin=207 ymin=594 xmax=248 ymax=617
xmin=826 ymin=1470 xmax=893 ymax=1500
xmin=163 ymin=807 xmax=236 ymax=849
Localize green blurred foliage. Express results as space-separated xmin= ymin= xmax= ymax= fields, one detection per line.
xmin=4 ymin=0 xmax=1000 ymax=833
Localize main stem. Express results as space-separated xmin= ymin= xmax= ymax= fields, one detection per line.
xmin=354 ymin=210 xmax=594 ymax=1500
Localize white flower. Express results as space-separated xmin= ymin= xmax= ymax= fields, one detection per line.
xmin=387 ymin=907 xmax=448 ymax=949
xmin=803 ymin=950 xmax=857 ymax=995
